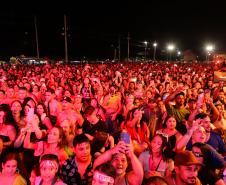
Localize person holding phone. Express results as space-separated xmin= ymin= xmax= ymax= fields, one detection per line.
xmin=93 ymin=135 xmax=144 ymax=185
xmin=121 ymin=107 xmax=150 ymax=155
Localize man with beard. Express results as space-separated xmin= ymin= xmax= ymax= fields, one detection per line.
xmin=165 ymin=87 xmax=190 ymax=135
xmin=60 ymin=134 xmax=93 ymax=185
xmin=165 ymin=150 xmax=202 ymax=185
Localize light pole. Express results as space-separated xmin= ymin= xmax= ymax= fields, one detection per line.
xmin=177 ymin=51 xmax=181 ymax=60
xmin=205 ymin=44 xmax=214 ymax=61
xmin=167 ymin=44 xmax=175 ymax=61
xmin=144 ymin=41 xmax=148 ymax=60
xmin=153 ymin=42 xmax=157 ymax=61
xmin=64 ymin=14 xmax=68 ymax=63
xmin=34 ymin=16 xmax=40 ymax=59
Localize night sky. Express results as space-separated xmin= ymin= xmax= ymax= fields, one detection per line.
xmin=0 ymin=0 xmax=226 ymax=60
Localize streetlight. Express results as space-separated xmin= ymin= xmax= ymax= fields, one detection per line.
xmin=177 ymin=51 xmax=181 ymax=61
xmin=167 ymin=44 xmax=175 ymax=61
xmin=153 ymin=42 xmax=157 ymax=61
xmin=144 ymin=41 xmax=148 ymax=60
xmin=205 ymin=44 xmax=214 ymax=61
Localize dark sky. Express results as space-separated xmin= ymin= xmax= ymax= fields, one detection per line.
xmin=0 ymin=0 xmax=226 ymax=60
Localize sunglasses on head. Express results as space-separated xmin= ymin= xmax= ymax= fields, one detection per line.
xmin=156 ymin=130 xmax=168 ymax=142
xmin=193 ymin=152 xmax=203 ymax=158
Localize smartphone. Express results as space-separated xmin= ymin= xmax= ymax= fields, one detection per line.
xmin=120 ymin=132 xmax=130 ymax=144
xmin=27 ymin=107 xmax=34 ymax=122
xmin=197 ymin=93 xmax=204 ymax=107
xmin=130 ymin=77 xmax=137 ymax=83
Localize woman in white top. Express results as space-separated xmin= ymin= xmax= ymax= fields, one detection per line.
xmin=139 ymin=134 xmax=174 ymax=179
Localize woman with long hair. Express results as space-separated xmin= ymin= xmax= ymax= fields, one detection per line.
xmin=24 ymin=126 xmax=68 ymax=165
xmin=14 ymin=97 xmax=44 ymax=148
xmin=192 ymin=142 xmax=225 ymax=185
xmin=122 ymin=93 xmax=136 ymax=119
xmin=0 ymin=105 xmax=17 ymax=149
xmin=59 ymin=119 xmax=76 ymax=157
xmin=121 ymin=107 xmax=150 ymax=155
xmin=90 ymin=98 xmax=106 ymax=121
xmin=156 ymin=115 xmax=182 ymax=156
xmin=11 ymin=100 xmax=23 ymax=129
xmin=36 ymin=102 xmax=53 ymax=131
xmin=139 ymin=134 xmax=174 ymax=180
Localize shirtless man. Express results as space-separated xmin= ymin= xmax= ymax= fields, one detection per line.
xmin=101 ymin=85 xmax=122 ymax=133
xmin=57 ymin=96 xmax=84 ymax=128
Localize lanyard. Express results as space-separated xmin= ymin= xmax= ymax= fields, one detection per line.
xmin=149 ymin=154 xmax=162 ymax=171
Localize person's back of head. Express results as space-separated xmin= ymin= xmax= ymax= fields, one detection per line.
xmin=145 ymin=176 xmax=169 ymax=185
xmin=46 ymin=87 xmax=55 ymax=94
xmin=94 ymin=162 xmax=116 ymax=179
xmin=195 ymin=112 xmax=208 ymax=120
xmin=93 ymin=163 xmax=116 ymax=185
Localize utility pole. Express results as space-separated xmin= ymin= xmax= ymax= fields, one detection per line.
xmin=34 ymin=16 xmax=40 ymax=58
xmin=64 ymin=14 xmax=68 ymax=63
xmin=118 ymin=34 xmax=121 ymax=62
xmin=127 ymin=32 xmax=130 ymax=60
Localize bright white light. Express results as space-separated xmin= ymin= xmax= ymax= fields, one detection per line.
xmin=167 ymin=44 xmax=175 ymax=51
xmin=144 ymin=41 xmax=148 ymax=45
xmin=177 ymin=51 xmax=181 ymax=55
xmin=206 ymin=45 xmax=214 ymax=52
xmin=153 ymin=42 xmax=157 ymax=47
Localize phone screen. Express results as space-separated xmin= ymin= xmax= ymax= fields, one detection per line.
xmin=27 ymin=108 xmax=34 ymax=122
xmin=120 ymin=132 xmax=130 ymax=144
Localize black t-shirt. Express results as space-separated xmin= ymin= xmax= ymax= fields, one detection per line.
xmin=199 ymin=168 xmax=222 ymax=185
xmin=82 ymin=119 xmax=108 ymax=135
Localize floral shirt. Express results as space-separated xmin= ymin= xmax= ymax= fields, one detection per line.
xmin=60 ymin=156 xmax=93 ymax=185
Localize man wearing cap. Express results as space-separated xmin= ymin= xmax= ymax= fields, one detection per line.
xmin=165 ymin=86 xmax=190 ymax=135
xmin=165 ymin=150 xmax=202 ymax=185
xmin=57 ymin=96 xmax=84 ymax=127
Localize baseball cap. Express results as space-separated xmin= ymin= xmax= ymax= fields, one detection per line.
xmin=175 ymin=91 xmax=185 ymax=98
xmin=188 ymin=98 xmax=197 ymax=103
xmin=62 ymin=96 xmax=72 ymax=103
xmin=175 ymin=151 xmax=202 ymax=166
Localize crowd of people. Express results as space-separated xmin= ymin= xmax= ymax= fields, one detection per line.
xmin=0 ymin=60 xmax=225 ymax=185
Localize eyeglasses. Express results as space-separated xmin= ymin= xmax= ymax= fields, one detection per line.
xmin=193 ymin=152 xmax=203 ymax=158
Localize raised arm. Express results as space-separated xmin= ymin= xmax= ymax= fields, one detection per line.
xmin=165 ymin=86 xmax=185 ymax=105
xmin=14 ymin=129 xmax=26 ymax=148
xmin=23 ymin=130 xmax=35 ymax=149
xmin=176 ymin=121 xmax=199 ymax=151
xmin=125 ymin=143 xmax=144 ymax=185
xmin=93 ymin=141 xmax=126 ymax=169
